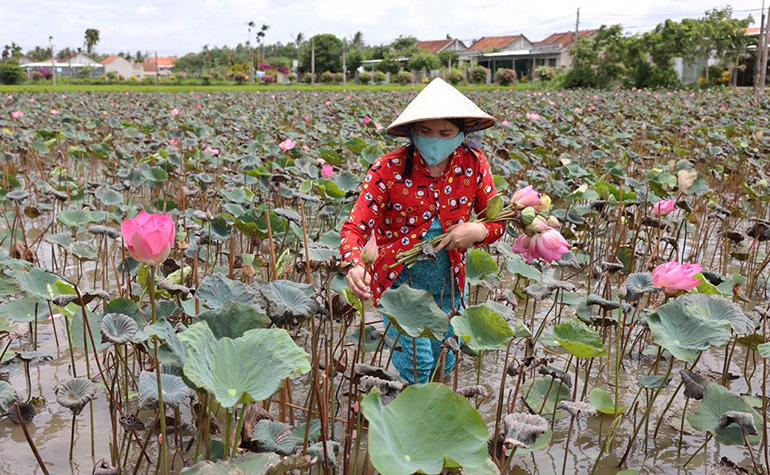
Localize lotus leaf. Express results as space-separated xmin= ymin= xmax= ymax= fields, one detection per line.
xmin=552 ymin=319 xmax=607 ymax=358
xmin=69 ymin=306 xmax=111 ymax=352
xmin=100 ymin=313 xmax=138 ymax=345
xmin=196 ymin=273 xmax=256 ymax=309
xmin=687 ymin=383 xmax=763 ymax=445
xmin=680 ymin=369 xmax=707 ymax=400
xmin=178 ymin=321 xmax=310 ymax=408
xmin=9 ymin=402 xmax=36 ymax=424
xmin=138 ymin=370 xmax=192 ymax=409
xmin=181 ymin=452 xmax=281 ymax=475
xmin=647 ymin=297 xmax=732 ymax=361
xmin=504 ymin=255 xmax=542 ymax=281
xmin=465 ymin=249 xmax=499 ymax=286
xmin=377 ymin=285 xmax=448 ymax=339
xmin=361 ymin=383 xmax=489 ymax=475
xmin=55 ymin=378 xmax=97 ymax=416
xmin=12 ymin=268 xmax=62 ymax=299
xmin=258 ymin=280 xmax=318 ymax=324
xmin=621 ymin=273 xmax=659 ymax=302
xmin=501 ymin=413 xmax=549 ymax=448
xmin=251 ymin=420 xmax=297 ymax=455
xmin=522 ymin=377 xmax=571 ymax=415
xmin=680 ymin=294 xmax=755 ymax=336
xmin=144 ymin=317 xmax=187 ymax=367
xmin=194 ymin=301 xmax=271 ymax=339
xmin=556 ymin=400 xmax=598 ymax=418
xmin=0 ymin=297 xmax=49 ymax=323
xmin=450 ymin=304 xmax=514 ymax=351
xmin=307 ymin=440 xmax=341 ymax=465
xmin=290 ymin=419 xmax=321 ymax=444
xmin=589 ymin=387 xmax=627 ymax=415
xmin=56 ymin=209 xmax=93 ymax=229
xmin=0 ymin=380 xmax=19 ymax=415
xmin=638 ymin=375 xmax=671 ymax=389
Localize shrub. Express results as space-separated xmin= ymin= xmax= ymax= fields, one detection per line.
xmin=129 ymin=75 xmax=139 ymax=82
xmin=334 ymin=72 xmax=344 ymax=83
xmin=446 ymin=68 xmax=464 ymax=85
xmin=287 ymin=73 xmax=297 ymax=83
xmin=469 ymin=65 xmax=489 ymax=84
xmin=321 ymin=71 xmax=335 ymax=83
xmin=30 ymin=71 xmax=43 ymax=82
xmin=141 ymin=75 xmax=156 ymax=85
xmin=301 ymin=72 xmax=314 ymax=83
xmin=261 ymin=74 xmax=275 ymax=83
xmin=359 ymin=72 xmax=372 ymax=84
xmin=394 ymin=71 xmax=414 ymax=84
xmin=495 ymin=68 xmax=517 ymax=86
xmin=106 ymin=71 xmax=118 ymax=81
xmin=535 ymin=65 xmax=557 ymax=81
xmin=422 ymin=76 xmax=430 ymax=84
xmin=233 ymin=73 xmax=248 ymax=84
xmin=39 ymin=67 xmax=53 ymax=80
xmin=374 ymin=71 xmax=386 ymax=84
xmin=202 ymin=74 xmax=212 ymax=85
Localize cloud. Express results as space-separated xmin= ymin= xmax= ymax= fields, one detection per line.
xmin=136 ymin=5 xmax=159 ymax=15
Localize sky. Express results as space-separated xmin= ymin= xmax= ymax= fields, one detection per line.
xmin=1 ymin=0 xmax=765 ymax=57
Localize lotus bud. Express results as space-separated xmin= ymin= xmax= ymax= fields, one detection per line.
xmin=361 ymin=236 xmax=378 ymax=266
xmin=707 ymin=200 xmax=717 ymax=209
xmin=525 ymin=216 xmax=551 ymax=235
xmin=534 ymin=194 xmax=551 ymax=212
xmin=521 ymin=207 xmax=536 ymax=226
xmin=546 ymin=216 xmax=561 ymax=229
xmin=512 ymin=186 xmax=540 ymax=209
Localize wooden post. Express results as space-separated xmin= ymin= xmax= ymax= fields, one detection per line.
xmin=755 ymin=6 xmax=766 ymax=94
xmin=760 ymin=6 xmax=770 ymax=92
xmin=311 ymin=37 xmax=315 ymax=87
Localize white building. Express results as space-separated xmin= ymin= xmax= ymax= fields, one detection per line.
xmin=22 ymin=52 xmax=103 ymax=78
xmin=101 ymin=55 xmax=144 ymax=79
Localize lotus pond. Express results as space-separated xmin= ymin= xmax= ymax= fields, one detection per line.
xmin=0 ymin=88 xmax=769 ymax=475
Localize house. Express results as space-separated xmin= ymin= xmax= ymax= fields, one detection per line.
xmin=414 ymin=38 xmax=467 ymax=55
xmin=21 ymin=52 xmax=104 ymax=78
xmin=101 ymin=55 xmax=144 ymax=79
xmin=466 ymin=35 xmax=532 ymax=53
xmin=145 ymin=56 xmax=177 ymax=76
xmin=532 ymin=29 xmax=598 ymax=69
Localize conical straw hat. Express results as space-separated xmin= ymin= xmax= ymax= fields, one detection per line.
xmin=386 ymin=77 xmax=496 ymax=137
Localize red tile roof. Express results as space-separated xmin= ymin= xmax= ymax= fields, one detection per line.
xmin=746 ymin=27 xmax=761 ymax=35
xmin=101 ymin=55 xmax=119 ymax=65
xmin=534 ymin=30 xmax=598 ymax=48
xmin=415 ymin=39 xmax=453 ymax=54
xmin=468 ymin=35 xmax=522 ymax=52
xmin=148 ymin=57 xmax=177 ymax=67
xmin=138 ymin=62 xmax=158 ymax=73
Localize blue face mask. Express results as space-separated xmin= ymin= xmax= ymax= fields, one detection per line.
xmin=411 ymin=128 xmax=465 ymax=166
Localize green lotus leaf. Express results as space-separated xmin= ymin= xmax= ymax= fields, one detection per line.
xmin=621 ymin=273 xmax=659 ymax=302
xmin=307 ymin=440 xmax=341 ymax=465
xmin=181 ymin=452 xmax=280 ymax=475
xmin=450 ymin=304 xmax=514 ymax=351
xmin=589 ymin=387 xmax=627 ymax=415
xmin=523 ymin=377 xmax=571 ymax=415
xmin=100 ymin=313 xmax=138 ymax=345
xmin=197 ymin=273 xmax=256 ymax=309
xmin=758 ymin=342 xmax=770 ymax=358
xmin=137 ymin=371 xmax=192 ymax=410
xmin=95 ymin=186 xmax=124 ymax=206
xmin=178 ymin=321 xmax=310 ymax=408
xmin=638 ymin=375 xmax=671 ymax=389
xmin=68 ymin=241 xmax=98 ymax=261
xmin=687 ymin=383 xmax=763 ymax=445
xmin=552 ymin=319 xmax=607 ymax=358
xmin=378 ymin=285 xmax=448 ymax=339
xmin=0 ymin=316 xmax=24 ymax=339
xmin=258 ymin=280 xmax=318 ymax=325
xmin=484 ymin=195 xmax=503 ymax=220
xmin=144 ymin=317 xmax=187 ymax=368
xmin=46 ymin=232 xmax=74 ymax=249
xmin=56 ymin=209 xmax=94 ymax=229
xmin=647 ymin=297 xmax=732 ymax=361
xmin=0 ymin=297 xmax=48 ymax=323
xmin=195 ymin=301 xmax=270 ymax=339
xmin=504 ymin=255 xmax=542 ymax=282
xmin=679 ymin=294 xmax=755 ymax=336
xmin=69 ymin=306 xmax=110 ymax=352
xmin=0 ymin=272 xmax=21 ymax=297
xmin=12 ymin=268 xmax=62 ymax=300
xmin=251 ymin=420 xmax=296 ymax=455
xmin=291 ymin=419 xmax=321 ymax=444
xmin=104 ymin=297 xmax=146 ymax=326
xmin=361 ymin=383 xmax=488 ymax=475
xmin=486 ymin=301 xmax=531 ymax=338
xmin=142 ymin=166 xmax=169 ymax=183
xmin=55 ymin=378 xmax=96 ymax=416
xmin=465 ymin=249 xmax=499 ymax=286
xmin=0 ymin=381 xmax=20 ymax=416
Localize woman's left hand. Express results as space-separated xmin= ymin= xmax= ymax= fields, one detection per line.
xmin=435 ymin=222 xmax=487 ymax=251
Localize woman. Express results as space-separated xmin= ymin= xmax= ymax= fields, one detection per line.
xmin=340 ymin=78 xmax=504 ymax=384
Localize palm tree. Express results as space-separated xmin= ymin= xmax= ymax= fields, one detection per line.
xmin=351 ymin=31 xmax=365 ymax=49
xmin=84 ymin=29 xmax=100 ymax=54
xmin=294 ymin=32 xmax=304 ymax=66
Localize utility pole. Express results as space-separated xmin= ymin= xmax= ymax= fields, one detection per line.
xmin=342 ymin=38 xmax=347 ymax=86
xmin=755 ymin=4 xmax=765 ymax=93
xmin=49 ymin=36 xmax=56 ymax=86
xmin=761 ymin=5 xmax=770 ymax=92
xmin=575 ymin=8 xmax=580 ymax=45
xmin=311 ymin=37 xmax=315 ymax=87
xmin=248 ymin=22 xmax=255 ymax=83
xmin=155 ymin=50 xmax=159 ymax=85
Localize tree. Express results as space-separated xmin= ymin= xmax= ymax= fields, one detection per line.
xmin=84 ymin=29 xmax=100 ymax=54
xmin=294 ymin=32 xmax=305 ymax=66
xmin=2 ymin=43 xmax=22 ymax=61
xmin=350 ymin=31 xmax=365 ymax=49
xmin=376 ymin=50 xmax=402 ymax=74
xmin=390 ymin=35 xmax=419 ymax=55
xmin=407 ymin=50 xmax=439 ymax=71
xmin=346 ymin=48 xmax=365 ymax=72
xmin=564 ymin=25 xmax=627 ymax=88
xmin=26 ymin=46 xmax=52 ymax=62
xmin=437 ymin=49 xmax=459 ymax=68
xmin=302 ymin=34 xmax=343 ymax=73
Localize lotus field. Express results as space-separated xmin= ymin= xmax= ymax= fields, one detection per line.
xmin=1 ymin=87 xmax=770 ymax=475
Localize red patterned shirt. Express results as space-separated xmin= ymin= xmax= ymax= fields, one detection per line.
xmin=340 ymin=145 xmax=504 ymax=306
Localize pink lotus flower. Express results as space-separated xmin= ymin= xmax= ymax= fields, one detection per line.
xmin=512 ymin=229 xmax=569 ymax=263
xmin=375 ymin=122 xmax=384 ymax=131
xmin=652 ymin=261 xmax=702 ymax=294
xmin=50 ymin=109 xmax=60 ymax=115
xmin=11 ymin=110 xmax=22 ymax=119
xmin=325 ymin=100 xmax=331 ymax=105
xmin=279 ymin=138 xmax=296 ymax=151
xmin=304 ymin=115 xmax=310 ymax=121
xmin=651 ymin=199 xmax=677 ymax=216
xmin=302 ymin=144 xmax=310 ymax=150
xmin=574 ymin=107 xmax=583 ymax=114
xmin=361 ymin=235 xmax=378 ymax=265
xmin=526 ymin=112 xmax=540 ymax=120
xmin=197 ymin=104 xmax=202 ymax=109
xmin=240 ymin=115 xmax=248 ymax=119
xmin=121 ymin=212 xmax=176 ymax=266
xmin=171 ymin=108 xmax=180 ymax=116
xmin=168 ymin=139 xmax=180 ymax=146
xmin=322 ymin=165 xmax=334 ymax=178
xmin=204 ymin=146 xmax=219 ymax=155
xmin=501 ymin=120 xmax=510 ymax=126
xmin=525 ymin=216 xmax=551 ymax=235
xmin=512 ymin=185 xmax=540 ymax=208
xmin=364 ymin=117 xmax=371 ymax=124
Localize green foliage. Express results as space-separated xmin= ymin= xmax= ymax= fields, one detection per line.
xmin=0 ymin=62 xmax=25 ymax=85
xmin=302 ymin=34 xmax=343 ymax=75
xmin=494 ymin=68 xmax=517 ymax=86
xmin=469 ymin=65 xmax=489 ymax=84
xmin=406 ymin=51 xmax=439 ymax=71
xmin=393 ymin=71 xmax=413 ymax=84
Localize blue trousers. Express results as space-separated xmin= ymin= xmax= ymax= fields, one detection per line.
xmin=382 ymin=314 xmax=456 ymax=385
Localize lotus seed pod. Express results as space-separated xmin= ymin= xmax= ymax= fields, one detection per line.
xmin=521 ymin=207 xmax=536 ymax=226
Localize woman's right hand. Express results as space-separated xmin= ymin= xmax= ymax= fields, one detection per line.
xmin=346 ymin=265 xmax=372 ymax=300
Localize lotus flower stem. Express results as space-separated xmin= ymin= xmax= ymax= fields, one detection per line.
xmin=147 ymin=267 xmax=169 ymax=475
xmin=677 ymin=396 xmax=690 ymax=455
xmin=69 ymin=412 xmax=76 ymax=460
xmin=132 ymin=412 xmax=158 ymax=475
xmin=230 ymin=403 xmax=247 ymax=457
xmin=300 ymin=202 xmax=312 ymax=284
xmin=683 ymin=433 xmax=711 ymax=467
xmin=763 ymin=311 xmax=769 ymax=469
xmin=223 ymin=407 xmax=233 ymax=457
xmin=264 ymin=209 xmax=278 ymax=280
xmin=15 ymin=403 xmax=50 ymax=475
xmin=492 ymin=338 xmax=516 ymax=465
xmin=652 ymin=353 xmax=701 ymax=440
xmin=45 ymin=301 xmax=60 ymax=348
